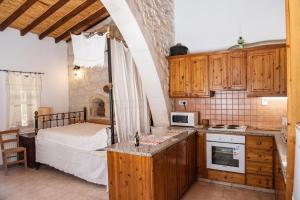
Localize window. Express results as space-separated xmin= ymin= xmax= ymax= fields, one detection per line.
xmin=6 ymin=72 xmax=42 ymax=128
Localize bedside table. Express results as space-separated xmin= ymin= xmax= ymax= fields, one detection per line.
xmin=19 ymin=133 xmax=36 ymax=168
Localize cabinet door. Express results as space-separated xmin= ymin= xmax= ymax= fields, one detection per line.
xmin=209 ymin=53 xmax=228 ymax=90
xmin=188 ymin=55 xmax=210 ymax=97
xmin=166 ymin=145 xmax=178 ymax=200
xmin=187 ymin=133 xmax=196 ymax=185
xmin=247 ymin=49 xmax=280 ymax=96
xmin=153 ymin=151 xmax=167 ymax=200
xmin=169 ymin=57 xmax=187 ymax=97
xmin=228 ymin=51 xmax=247 ymax=90
xmin=279 ymin=48 xmax=287 ymax=95
xmin=177 ymin=140 xmax=187 ymax=198
xmin=196 ymin=133 xmax=207 ymax=178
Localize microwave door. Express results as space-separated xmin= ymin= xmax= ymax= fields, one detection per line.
xmin=172 ymin=115 xmax=188 ymax=123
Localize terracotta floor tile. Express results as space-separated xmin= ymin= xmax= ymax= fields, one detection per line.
xmin=1 ymin=166 xmax=275 ymax=200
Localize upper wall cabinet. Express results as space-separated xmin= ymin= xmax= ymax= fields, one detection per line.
xmin=168 ymin=43 xmax=286 ymax=98
xmin=247 ymin=47 xmax=286 ymax=97
xmin=169 ymin=55 xmax=210 ymax=97
xmin=209 ymin=52 xmax=247 ymax=91
xmin=169 ymin=57 xmax=187 ymax=97
xmin=209 ymin=53 xmax=228 ymax=90
xmin=228 ymin=52 xmax=247 ymax=90
xmin=188 ymin=55 xmax=210 ymax=97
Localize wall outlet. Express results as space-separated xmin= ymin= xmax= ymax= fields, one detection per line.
xmin=261 ymin=98 xmax=269 ymax=106
xmin=178 ymin=100 xmax=188 ymax=106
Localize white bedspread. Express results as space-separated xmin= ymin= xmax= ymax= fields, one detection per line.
xmin=37 ymin=123 xmax=109 ymax=151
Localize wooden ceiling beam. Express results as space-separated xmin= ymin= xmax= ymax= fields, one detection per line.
xmin=0 ymin=0 xmax=38 ymax=31
xmin=55 ymin=8 xmax=107 ymax=43
xmin=39 ymin=0 xmax=97 ymax=40
xmin=65 ymin=15 xmax=110 ymax=42
xmin=20 ymin=0 xmax=71 ymax=36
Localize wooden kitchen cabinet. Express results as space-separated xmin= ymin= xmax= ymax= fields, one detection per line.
xmin=187 ymin=55 xmax=210 ymax=97
xmin=227 ymin=51 xmax=247 ymax=90
xmin=246 ymin=136 xmax=274 ymax=189
xmin=274 ymin=146 xmax=286 ymax=200
xmin=169 ymin=57 xmax=187 ymax=97
xmin=108 ymin=132 xmax=197 ymax=200
xmin=209 ymin=53 xmax=228 ymax=90
xmin=169 ymin=55 xmax=210 ymax=97
xmin=166 ymin=145 xmax=178 ymax=200
xmin=247 ymin=47 xmax=286 ymax=97
xmin=177 ymin=139 xmax=187 ymax=198
xmin=207 ymin=169 xmax=245 ymax=185
xmin=196 ymin=133 xmax=207 ymax=178
xmin=186 ymin=132 xmax=196 ymax=185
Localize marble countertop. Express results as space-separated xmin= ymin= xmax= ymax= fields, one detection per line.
xmin=106 ymin=126 xmax=282 ymax=158
xmin=105 ymin=129 xmax=197 ymax=157
xmin=195 ymin=127 xmax=281 ymax=136
xmin=274 ymin=134 xmax=287 ymax=183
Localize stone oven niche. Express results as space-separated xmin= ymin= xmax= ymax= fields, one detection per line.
xmin=88 ymin=95 xmax=109 ymax=119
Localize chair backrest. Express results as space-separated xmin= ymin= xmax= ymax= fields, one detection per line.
xmin=0 ymin=129 xmax=19 ymax=152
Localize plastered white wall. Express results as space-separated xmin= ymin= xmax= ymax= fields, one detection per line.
xmin=175 ymin=0 xmax=286 ymax=52
xmin=0 ymin=28 xmax=69 ymax=132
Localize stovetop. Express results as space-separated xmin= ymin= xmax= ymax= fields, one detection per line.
xmin=207 ymin=124 xmax=247 ymax=132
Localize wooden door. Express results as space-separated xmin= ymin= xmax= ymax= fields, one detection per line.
xmin=169 ymin=57 xmax=187 ymax=97
xmin=209 ymin=53 xmax=228 ymax=90
xmin=177 ymin=140 xmax=187 ymax=198
xmin=228 ymin=51 xmax=247 ymax=90
xmin=279 ymin=48 xmax=287 ymax=95
xmin=247 ymin=48 xmax=280 ymax=96
xmin=188 ymin=55 xmax=210 ymax=97
xmin=187 ymin=133 xmax=196 ymax=186
xmin=166 ymin=145 xmax=178 ymax=200
xmin=153 ymin=151 xmax=167 ymax=200
xmin=196 ymin=133 xmax=207 ymax=178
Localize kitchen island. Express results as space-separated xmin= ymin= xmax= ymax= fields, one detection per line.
xmin=106 ymin=129 xmax=197 ymax=200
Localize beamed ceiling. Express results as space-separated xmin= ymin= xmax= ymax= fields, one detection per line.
xmin=0 ymin=0 xmax=110 ymax=43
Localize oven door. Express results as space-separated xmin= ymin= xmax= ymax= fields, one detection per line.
xmin=206 ymin=141 xmax=245 ymax=173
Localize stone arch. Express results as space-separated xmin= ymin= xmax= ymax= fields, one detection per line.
xmin=101 ymin=0 xmax=173 ymax=127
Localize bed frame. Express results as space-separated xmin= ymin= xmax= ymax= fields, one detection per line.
xmin=34 ymin=107 xmax=87 ymax=134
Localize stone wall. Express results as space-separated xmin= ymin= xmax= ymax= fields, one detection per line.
xmin=126 ymin=0 xmax=175 ymax=98
xmin=68 ymin=43 xmax=110 ymax=118
xmin=101 ymin=0 xmax=175 ymax=127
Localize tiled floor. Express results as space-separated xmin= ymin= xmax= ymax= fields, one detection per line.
xmin=0 ymin=166 xmax=275 ymax=200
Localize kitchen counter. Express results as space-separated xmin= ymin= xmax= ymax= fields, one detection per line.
xmin=105 ymin=129 xmax=196 ymax=157
xmin=195 ymin=126 xmax=281 ymax=136
xmin=274 ymin=134 xmax=287 ymax=183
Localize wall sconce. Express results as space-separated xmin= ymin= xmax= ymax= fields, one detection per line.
xmin=73 ymin=65 xmax=81 ymax=78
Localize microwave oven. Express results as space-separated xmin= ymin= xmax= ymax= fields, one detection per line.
xmin=170 ymin=112 xmax=198 ymax=127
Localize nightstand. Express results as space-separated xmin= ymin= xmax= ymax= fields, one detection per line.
xmin=19 ymin=133 xmax=36 ymax=168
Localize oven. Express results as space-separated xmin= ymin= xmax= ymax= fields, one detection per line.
xmin=206 ymin=133 xmax=245 ymax=174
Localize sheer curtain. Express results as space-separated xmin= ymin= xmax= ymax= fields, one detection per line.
xmin=110 ymin=39 xmax=150 ymax=142
xmin=6 ymin=72 xmax=42 ymax=128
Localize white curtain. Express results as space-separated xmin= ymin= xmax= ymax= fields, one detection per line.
xmin=71 ymin=33 xmax=106 ymax=68
xmin=6 ymin=72 xmax=42 ymax=128
xmin=109 ymin=39 xmax=150 ymax=142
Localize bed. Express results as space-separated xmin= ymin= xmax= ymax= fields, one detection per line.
xmin=34 ymin=108 xmax=110 ymax=185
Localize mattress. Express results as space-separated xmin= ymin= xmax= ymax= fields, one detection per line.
xmin=36 ymin=137 xmax=108 ymax=185
xmin=37 ymin=123 xmax=109 ymax=151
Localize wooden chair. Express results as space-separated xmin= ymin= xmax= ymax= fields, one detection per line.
xmin=0 ymin=129 xmax=27 ymax=175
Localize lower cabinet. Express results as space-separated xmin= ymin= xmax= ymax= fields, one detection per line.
xmin=166 ymin=145 xmax=179 ymax=200
xmin=207 ymin=169 xmax=245 ymax=185
xmin=154 ymin=132 xmax=197 ymax=200
xmin=246 ymin=136 xmax=274 ymax=189
xmin=274 ymin=147 xmax=286 ymax=200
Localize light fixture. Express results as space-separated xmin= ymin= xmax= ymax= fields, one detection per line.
xmin=73 ymin=65 xmax=81 ymax=77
